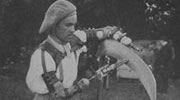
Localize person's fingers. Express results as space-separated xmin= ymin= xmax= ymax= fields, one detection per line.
xmin=121 ymin=36 xmax=132 ymax=45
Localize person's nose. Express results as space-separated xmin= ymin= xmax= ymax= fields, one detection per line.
xmin=70 ymin=26 xmax=75 ymax=33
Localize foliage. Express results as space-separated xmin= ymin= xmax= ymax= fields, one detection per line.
xmin=144 ymin=0 xmax=176 ymax=38
xmin=0 ymin=0 xmax=178 ymax=67
xmin=0 ymin=0 xmax=50 ymax=66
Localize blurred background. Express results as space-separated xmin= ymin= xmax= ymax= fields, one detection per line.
xmin=0 ymin=0 xmax=180 ymax=100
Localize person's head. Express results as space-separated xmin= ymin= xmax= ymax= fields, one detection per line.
xmin=52 ymin=11 xmax=77 ymax=44
xmin=39 ymin=0 xmax=77 ymax=44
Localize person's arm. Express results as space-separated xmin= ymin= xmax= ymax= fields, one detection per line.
xmin=73 ymin=26 xmax=118 ymax=43
xmin=26 ymin=49 xmax=56 ymax=94
xmin=53 ymin=78 xmax=90 ymax=98
xmin=26 ymin=48 xmax=89 ymax=98
xmin=85 ymin=26 xmax=119 ymax=40
xmin=25 ymin=49 xmax=67 ymax=97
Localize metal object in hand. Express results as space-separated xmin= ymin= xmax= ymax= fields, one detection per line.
xmin=89 ymin=59 xmax=129 ymax=81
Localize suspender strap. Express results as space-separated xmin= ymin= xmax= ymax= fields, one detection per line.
xmin=59 ymin=63 xmax=64 ymax=82
xmin=41 ymin=48 xmax=64 ymax=82
xmin=41 ymin=49 xmax=47 ymax=73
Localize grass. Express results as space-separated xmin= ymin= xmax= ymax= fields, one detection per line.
xmin=0 ymin=76 xmax=33 ymax=100
xmin=0 ymin=63 xmax=180 ymax=100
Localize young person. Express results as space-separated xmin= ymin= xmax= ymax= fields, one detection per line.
xmin=26 ymin=0 xmax=118 ymax=100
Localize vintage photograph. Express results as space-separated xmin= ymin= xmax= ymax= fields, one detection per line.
xmin=0 ymin=0 xmax=180 ymax=100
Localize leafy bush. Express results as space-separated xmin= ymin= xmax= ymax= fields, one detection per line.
xmin=0 ymin=0 xmax=177 ymax=67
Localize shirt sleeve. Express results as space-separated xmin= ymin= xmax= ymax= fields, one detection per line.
xmin=26 ymin=49 xmax=56 ymax=94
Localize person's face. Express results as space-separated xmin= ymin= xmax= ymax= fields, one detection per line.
xmin=55 ymin=14 xmax=77 ymax=43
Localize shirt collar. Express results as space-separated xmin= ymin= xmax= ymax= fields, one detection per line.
xmin=47 ymin=35 xmax=72 ymax=55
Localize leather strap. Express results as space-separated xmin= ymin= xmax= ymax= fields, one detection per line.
xmin=41 ymin=49 xmax=47 ymax=73
xmin=58 ymin=62 xmax=64 ymax=82
xmin=41 ymin=49 xmax=64 ymax=83
xmin=41 ymin=49 xmax=64 ymax=82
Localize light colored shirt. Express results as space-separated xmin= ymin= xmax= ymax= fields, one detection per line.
xmin=26 ymin=36 xmax=87 ymax=94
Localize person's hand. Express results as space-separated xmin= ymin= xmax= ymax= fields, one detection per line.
xmin=96 ymin=26 xmax=117 ymax=39
xmin=53 ymin=81 xmax=80 ymax=98
xmin=113 ymin=31 xmax=127 ymax=40
xmin=53 ymin=81 xmax=66 ymax=97
xmin=120 ymin=36 xmax=132 ymax=45
xmin=77 ymin=78 xmax=90 ymax=90
xmin=102 ymin=26 xmax=117 ymax=36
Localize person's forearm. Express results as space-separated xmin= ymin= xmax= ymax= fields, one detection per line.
xmin=83 ymin=29 xmax=99 ymax=40
xmin=84 ymin=26 xmax=118 ymax=40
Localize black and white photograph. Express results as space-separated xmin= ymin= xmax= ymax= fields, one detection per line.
xmin=0 ymin=0 xmax=180 ymax=100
